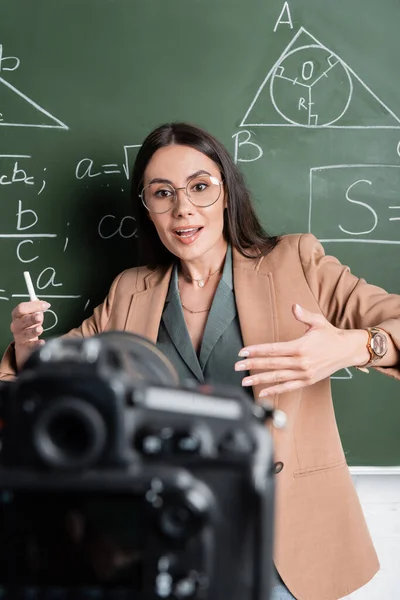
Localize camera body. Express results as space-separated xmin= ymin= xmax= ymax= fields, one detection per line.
xmin=0 ymin=333 xmax=275 ymax=600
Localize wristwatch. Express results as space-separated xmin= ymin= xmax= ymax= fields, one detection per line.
xmin=356 ymin=327 xmax=388 ymax=372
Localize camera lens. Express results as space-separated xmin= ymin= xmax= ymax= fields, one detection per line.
xmin=32 ymin=397 xmax=107 ymax=469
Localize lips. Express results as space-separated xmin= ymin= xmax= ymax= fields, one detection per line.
xmin=173 ymin=226 xmax=203 ymax=238
xmin=172 ymin=226 xmax=204 ymax=245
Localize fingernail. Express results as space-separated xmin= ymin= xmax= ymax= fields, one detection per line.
xmin=242 ymin=378 xmax=253 ymax=387
xmin=41 ymin=302 xmax=51 ymax=309
xmin=35 ymin=327 xmax=41 ymax=334
xmin=34 ymin=313 xmax=41 ymax=322
xmin=238 ymin=349 xmax=250 ymax=357
xmin=259 ymin=390 xmax=269 ymax=398
xmin=235 ymin=362 xmax=247 ymax=371
xmin=295 ymin=303 xmax=302 ymax=313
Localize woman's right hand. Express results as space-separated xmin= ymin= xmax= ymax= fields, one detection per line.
xmin=10 ymin=300 xmax=51 ymax=371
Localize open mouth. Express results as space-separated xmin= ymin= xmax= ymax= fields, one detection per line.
xmin=174 ymin=227 xmax=203 ymax=238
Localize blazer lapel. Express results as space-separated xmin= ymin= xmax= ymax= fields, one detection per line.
xmin=124 ymin=265 xmax=173 ymax=343
xmin=232 ymin=248 xmax=278 ymax=401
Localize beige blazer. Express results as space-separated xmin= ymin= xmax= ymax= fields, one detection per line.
xmin=1 ymin=233 xmax=400 ymax=600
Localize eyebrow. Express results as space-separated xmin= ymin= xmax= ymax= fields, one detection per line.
xmin=148 ymin=169 xmax=212 ymax=185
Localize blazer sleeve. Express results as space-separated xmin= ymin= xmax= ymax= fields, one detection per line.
xmin=0 ymin=271 xmax=126 ymax=382
xmin=298 ymin=233 xmax=400 ymax=380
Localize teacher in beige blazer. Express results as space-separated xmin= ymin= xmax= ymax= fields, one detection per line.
xmin=2 ymin=122 xmax=400 ymax=600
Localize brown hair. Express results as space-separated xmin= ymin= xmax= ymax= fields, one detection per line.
xmin=131 ymin=122 xmax=279 ymax=267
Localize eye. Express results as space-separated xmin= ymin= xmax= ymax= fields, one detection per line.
xmin=154 ymin=188 xmax=173 ymax=198
xmin=191 ymin=182 xmax=208 ymax=193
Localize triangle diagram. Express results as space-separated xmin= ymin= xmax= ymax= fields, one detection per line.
xmin=240 ymin=27 xmax=400 ymax=129
xmin=331 ymin=368 xmax=353 ymax=380
xmin=0 ymin=77 xmax=68 ymax=130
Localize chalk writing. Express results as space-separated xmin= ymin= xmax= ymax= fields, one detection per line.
xmin=232 ymin=130 xmax=263 ymax=164
xmin=309 ymin=165 xmax=400 ymax=243
xmin=0 ymin=152 xmax=83 ymax=335
xmin=98 ymin=215 xmax=137 ymax=239
xmin=75 ymin=158 xmax=102 ymax=179
xmin=0 ymin=43 xmax=68 ymax=129
xmin=75 ymin=144 xmax=139 ymax=240
xmin=389 ymin=207 xmax=400 ymax=222
xmin=16 ymin=240 xmax=39 ymax=263
xmin=0 ymin=155 xmax=48 ymax=196
xmin=0 ymin=44 xmax=20 ymax=72
xmin=273 ymin=2 xmax=293 ymax=33
xmin=42 ymin=309 xmax=58 ymax=332
xmin=241 ymin=27 xmax=400 ymax=129
xmin=76 ymin=144 xmax=141 ymax=181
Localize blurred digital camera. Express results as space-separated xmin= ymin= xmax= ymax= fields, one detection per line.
xmin=0 ymin=332 xmax=275 ymax=600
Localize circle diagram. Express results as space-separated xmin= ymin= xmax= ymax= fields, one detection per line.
xmin=270 ymin=45 xmax=353 ymax=127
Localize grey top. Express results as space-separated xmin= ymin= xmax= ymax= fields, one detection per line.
xmin=156 ymin=245 xmax=251 ymax=394
xmin=156 ymin=246 xmax=281 ymax=584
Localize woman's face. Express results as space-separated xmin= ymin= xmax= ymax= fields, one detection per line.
xmin=142 ymin=144 xmax=227 ymax=262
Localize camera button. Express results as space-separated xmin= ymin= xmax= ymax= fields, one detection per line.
xmin=137 ymin=432 xmax=166 ymax=456
xmin=173 ymin=432 xmax=201 ymax=455
xmin=218 ymin=429 xmax=254 ymax=454
xmin=174 ymin=576 xmax=197 ymax=598
xmin=273 ymin=461 xmax=284 ymax=474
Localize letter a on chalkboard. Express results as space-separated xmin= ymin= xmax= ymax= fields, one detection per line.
xmin=0 ymin=76 xmax=68 ymax=130
xmin=241 ymin=27 xmax=400 ymax=130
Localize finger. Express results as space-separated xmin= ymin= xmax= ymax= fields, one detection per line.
xmin=258 ymin=379 xmax=305 ymax=397
xmin=292 ymin=304 xmax=327 ymax=328
xmin=11 ymin=311 xmax=44 ymax=334
xmin=12 ymin=301 xmax=50 ymax=319
xmin=239 ymin=339 xmax=301 ymax=358
xmin=235 ymin=356 xmax=298 ymax=372
xmin=242 ymin=370 xmax=300 ymax=387
xmin=21 ymin=311 xmax=44 ymax=328
xmin=14 ymin=324 xmax=43 ymax=343
xmin=11 ymin=314 xmax=44 ymax=336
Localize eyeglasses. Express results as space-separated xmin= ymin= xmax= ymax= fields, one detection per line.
xmin=139 ymin=174 xmax=223 ymax=214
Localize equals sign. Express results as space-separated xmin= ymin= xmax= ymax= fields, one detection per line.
xmin=389 ymin=206 xmax=400 ymax=221
xmin=102 ymin=164 xmax=121 ymax=175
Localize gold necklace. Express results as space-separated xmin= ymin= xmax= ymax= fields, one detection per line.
xmin=180 ymin=263 xmax=222 ymax=288
xmin=177 ymin=281 xmax=211 ymax=314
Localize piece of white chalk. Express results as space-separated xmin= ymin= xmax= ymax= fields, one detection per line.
xmin=23 ymin=271 xmax=38 ymax=302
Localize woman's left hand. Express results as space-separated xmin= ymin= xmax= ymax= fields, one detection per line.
xmin=235 ymin=304 xmax=369 ymax=397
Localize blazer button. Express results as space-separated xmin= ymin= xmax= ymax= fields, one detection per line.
xmin=273 ymin=461 xmax=284 ymax=474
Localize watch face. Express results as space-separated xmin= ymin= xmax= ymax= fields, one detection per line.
xmin=371 ymin=332 xmax=387 ymax=357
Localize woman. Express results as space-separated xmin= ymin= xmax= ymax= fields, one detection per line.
xmin=1 ymin=122 xmax=400 ymax=600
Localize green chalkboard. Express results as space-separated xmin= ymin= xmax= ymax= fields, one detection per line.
xmin=0 ymin=0 xmax=399 ymax=465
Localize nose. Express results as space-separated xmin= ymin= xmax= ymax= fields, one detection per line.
xmin=172 ymin=187 xmax=195 ymax=218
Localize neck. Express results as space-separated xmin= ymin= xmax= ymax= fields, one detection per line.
xmin=179 ymin=240 xmax=228 ymax=285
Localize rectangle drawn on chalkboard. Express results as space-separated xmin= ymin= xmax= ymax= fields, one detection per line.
xmin=309 ymin=165 xmax=400 ymax=243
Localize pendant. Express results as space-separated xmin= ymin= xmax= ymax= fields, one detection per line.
xmin=198 ymin=280 xmax=205 ymax=288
